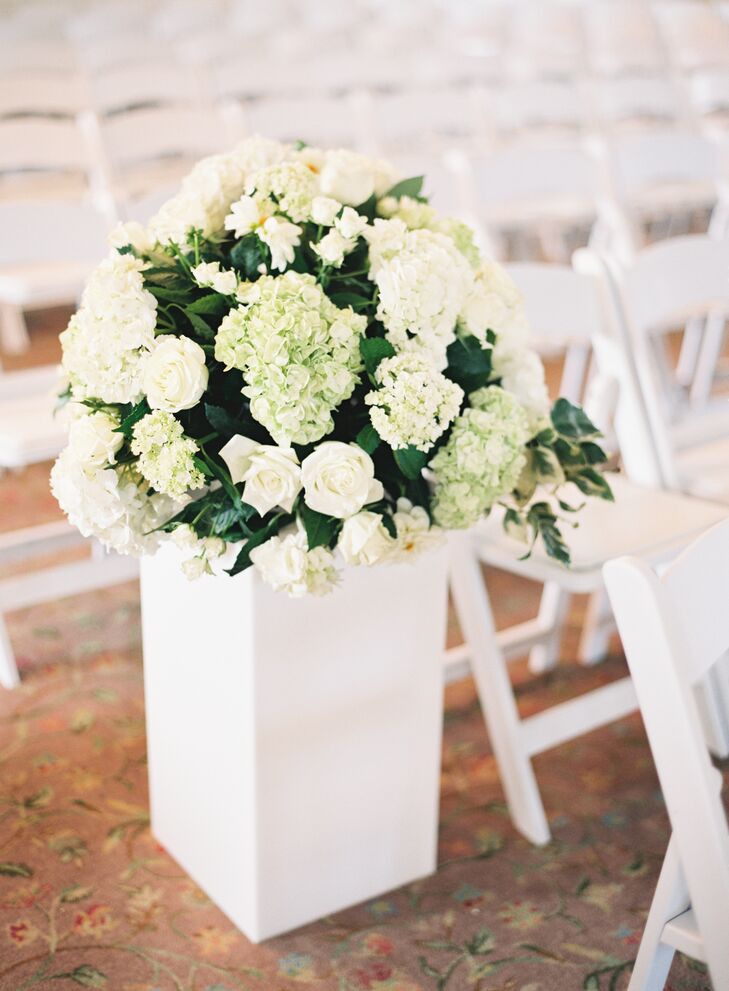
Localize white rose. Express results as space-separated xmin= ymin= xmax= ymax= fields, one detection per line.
xmin=310 ymin=195 xmax=341 ymax=226
xmin=143 ymin=336 xmax=208 ymax=413
xmin=171 ymin=523 xmax=201 ymax=552
xmin=191 ymin=260 xmax=237 ymax=295
xmin=338 ymin=511 xmax=393 ymax=566
xmin=312 ymin=229 xmax=351 ymax=268
xmin=243 ymin=445 xmax=301 ymax=516
xmin=320 ymin=150 xmax=376 ymax=206
xmin=181 ymin=556 xmax=207 ymax=581
xmin=108 ymin=221 xmax=151 ymax=253
xmin=301 ymin=442 xmax=383 ymax=519
xmin=250 ymin=525 xmax=339 ymax=597
xmin=67 ymin=411 xmax=124 ymax=467
xmin=336 ymin=206 xmax=368 ymax=240
xmin=219 ymin=434 xmax=302 ymax=515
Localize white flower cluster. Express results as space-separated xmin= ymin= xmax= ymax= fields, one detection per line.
xmin=365 ymin=353 xmax=463 ymax=452
xmin=148 ymin=137 xmax=286 ymax=244
xmin=171 ymin=524 xmax=239 ymax=580
xmin=250 ymin=525 xmax=339 ymax=597
xmin=130 ymin=410 xmax=204 ymax=499
xmin=51 ymin=447 xmax=174 ymax=556
xmin=429 ymin=386 xmax=530 ymax=530
xmin=338 ymin=498 xmax=443 ymax=568
xmin=366 ymin=221 xmax=474 ymax=369
xmin=214 ymin=272 xmax=366 ymax=445
xmin=60 ymin=252 xmax=157 ymax=404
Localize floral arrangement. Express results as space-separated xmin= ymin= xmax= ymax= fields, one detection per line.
xmin=51 ymin=137 xmax=612 ymax=597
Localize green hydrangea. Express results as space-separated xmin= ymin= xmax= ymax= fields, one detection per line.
xmin=245 ymin=161 xmax=318 ymax=223
xmin=214 ymin=271 xmax=366 ymax=445
xmin=130 ymin=411 xmax=204 ymax=499
xmin=429 ymin=386 xmax=530 ymax=529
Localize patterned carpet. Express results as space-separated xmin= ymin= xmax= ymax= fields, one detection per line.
xmin=0 ymin=314 xmax=716 ymax=991
xmin=0 ymin=567 xmax=718 ymax=991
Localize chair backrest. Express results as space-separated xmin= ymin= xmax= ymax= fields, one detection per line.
xmin=592 ymin=76 xmax=682 ymax=129
xmin=98 ymin=106 xmax=224 ymax=174
xmin=470 ymin=142 xmax=606 ymax=225
xmin=607 ymin=130 xmax=723 ymax=201
xmin=0 ymin=118 xmax=92 ymax=177
xmin=238 ymin=94 xmax=364 ymax=151
xmin=0 ymin=197 xmax=111 ymax=267
xmin=91 ymin=62 xmax=203 ymax=117
xmin=604 ymin=523 xmax=729 ymax=985
xmin=371 ymin=86 xmax=478 ymax=153
xmin=493 ymin=80 xmax=588 ymax=139
xmin=0 ymin=70 xmax=88 ymax=119
xmin=593 ymin=236 xmax=729 ymax=489
xmin=584 ymin=2 xmax=666 ymax=75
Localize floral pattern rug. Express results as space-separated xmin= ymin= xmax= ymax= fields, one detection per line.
xmin=0 ymin=568 xmax=718 ymax=991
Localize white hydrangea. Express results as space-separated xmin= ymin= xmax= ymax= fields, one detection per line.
xmin=459 ymin=260 xmax=529 ymax=343
xmin=365 ymin=353 xmax=463 ymax=452
xmin=390 ymin=497 xmax=444 ymax=562
xmin=493 ymin=345 xmax=550 ymax=430
xmin=214 ymin=272 xmax=366 ymax=445
xmin=191 ymin=260 xmax=238 ymax=295
xmin=60 ymin=252 xmax=157 ymax=404
xmin=245 ymin=160 xmax=318 ymax=223
xmin=366 ymin=224 xmax=474 ymax=369
xmin=376 ymin=198 xmax=482 ymax=268
xmin=51 ymin=448 xmax=174 ymax=556
xmin=130 ymin=410 xmax=204 ymax=499
xmin=429 ymin=386 xmax=530 ymax=529
xmin=250 ymin=525 xmax=339 ymax=597
xmin=148 ymin=137 xmax=287 ymax=244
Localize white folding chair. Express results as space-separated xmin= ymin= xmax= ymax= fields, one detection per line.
xmin=655 ymin=0 xmax=729 ymax=74
xmin=0 ymin=118 xmax=95 ymax=202
xmin=490 ymin=80 xmax=591 ymax=146
xmin=0 ymin=39 xmax=77 ymax=75
xmin=90 ymin=62 xmax=205 ymax=118
xmin=585 ymin=1 xmax=667 ymax=77
xmin=467 ymin=141 xmax=611 ymax=261
xmin=0 ymin=197 xmax=110 ymax=355
xmin=605 ymin=518 xmax=729 ymax=989
xmin=603 ymin=131 xmax=729 ymax=255
xmin=590 ymin=77 xmax=685 ymax=135
xmin=505 ymin=2 xmax=585 ymax=81
xmin=597 ymin=235 xmax=729 ymax=483
xmin=0 ymin=70 xmax=88 ymax=120
xmin=231 ymin=93 xmax=367 ymax=151
xmin=366 ymin=86 xmax=480 ymax=157
xmin=447 ymin=260 xmax=728 ymax=845
xmin=93 ymin=106 xmax=225 ymax=200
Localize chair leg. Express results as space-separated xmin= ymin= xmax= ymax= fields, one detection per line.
xmin=628 ymin=836 xmax=687 ymax=991
xmin=0 ymin=614 xmax=20 ymax=690
xmin=448 ymin=536 xmax=551 ymax=846
xmin=528 ymin=582 xmax=569 ymax=674
xmin=675 ymin=315 xmax=705 ymax=388
xmin=0 ymin=303 xmax=30 ymax=355
xmin=689 ymin=312 xmax=726 ymax=407
xmin=577 ymin=587 xmax=614 ymax=666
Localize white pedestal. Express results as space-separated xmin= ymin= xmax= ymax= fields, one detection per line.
xmin=140 ymin=544 xmax=449 ymax=942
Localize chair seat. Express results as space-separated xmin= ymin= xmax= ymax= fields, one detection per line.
xmin=0 ymin=391 xmax=67 ymax=467
xmin=677 ymin=436 xmax=729 ymax=503
xmin=0 ymin=260 xmax=92 ymax=306
xmin=662 ymin=908 xmax=705 ymax=962
xmin=475 ymin=476 xmax=728 ymax=592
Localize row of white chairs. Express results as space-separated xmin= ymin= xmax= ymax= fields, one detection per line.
xmin=5 ymin=0 xmax=729 ymax=83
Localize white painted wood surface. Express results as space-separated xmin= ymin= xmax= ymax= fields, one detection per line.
xmin=141 ymin=543 xmax=450 ymax=942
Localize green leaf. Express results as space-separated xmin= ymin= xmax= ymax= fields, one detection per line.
xmin=187 ymin=292 xmax=231 ymax=315
xmin=147 ymin=285 xmax=191 ymax=303
xmin=356 ymin=422 xmax=381 ymax=454
xmin=551 ymin=398 xmax=601 ymax=439
xmin=393 ymin=445 xmax=427 ymax=480
xmin=466 ymin=928 xmax=496 ymax=956
xmin=230 ymin=233 xmax=265 ymax=279
xmin=385 ymin=175 xmax=425 ymax=200
xmin=204 ymin=403 xmax=243 ymax=439
xmin=116 ymin=399 xmax=150 ymax=439
xmin=531 ymin=446 xmax=566 ymax=485
xmin=360 ymin=336 xmax=396 ymax=379
xmin=299 ymin=502 xmax=340 ymax=550
xmin=570 ymin=467 xmax=614 ymax=501
xmin=0 ymin=862 xmax=33 ymax=877
xmin=581 ymin=440 xmax=609 ymax=465
xmin=328 ymin=290 xmax=373 ymax=312
xmin=445 ymin=334 xmax=492 ymax=394
xmin=526 ymin=502 xmax=571 ymax=565
xmin=503 ymin=508 xmax=528 ymax=543
xmin=184 ymin=308 xmax=215 ymax=340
